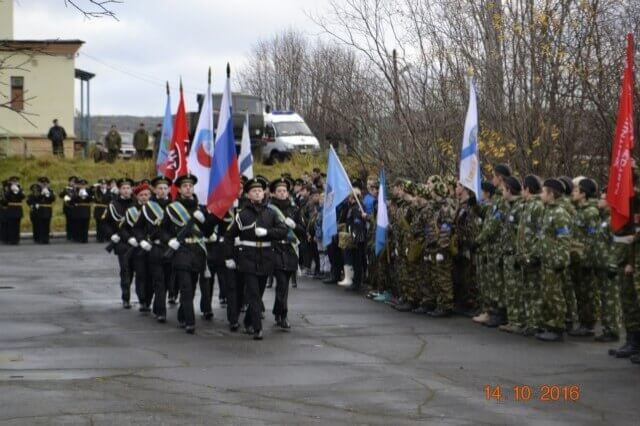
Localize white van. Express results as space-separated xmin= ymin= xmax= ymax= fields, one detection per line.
xmin=262 ymin=111 xmax=320 ymax=163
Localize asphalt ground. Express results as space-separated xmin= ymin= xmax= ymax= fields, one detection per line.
xmin=0 ymin=241 xmax=638 ymax=425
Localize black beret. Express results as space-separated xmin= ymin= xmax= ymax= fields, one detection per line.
xmin=96 ymin=178 xmax=107 ymax=185
xmin=8 ymin=175 xmax=20 ymax=182
xmin=37 ymin=176 xmax=50 ymax=184
xmin=30 ymin=183 xmax=40 ymax=192
xmin=151 ymin=176 xmax=171 ymax=187
xmin=270 ymin=177 xmax=292 ymax=193
xmin=351 ymin=178 xmax=364 ymax=190
xmin=579 ymin=178 xmax=597 ymax=198
xmin=255 ymin=175 xmax=269 ymax=187
xmin=481 ymin=181 xmax=496 ymax=196
xmin=523 ymin=175 xmax=542 ymax=194
xmin=558 ymin=176 xmax=573 ymax=195
xmin=294 ymin=178 xmax=305 ymax=186
xmin=77 ymin=178 xmax=88 ymax=185
xmin=503 ymin=176 xmax=522 ymax=193
xmin=174 ymin=174 xmax=198 ymax=187
xmin=544 ymin=178 xmax=565 ymax=194
xmin=494 ymin=164 xmax=512 ymax=178
xmin=244 ymin=177 xmax=266 ymax=193
xmin=117 ymin=177 xmax=135 ymax=188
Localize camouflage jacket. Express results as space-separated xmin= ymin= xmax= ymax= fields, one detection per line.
xmin=432 ymin=196 xmax=457 ymax=253
xmin=516 ymin=195 xmax=544 ymax=265
xmin=536 ymin=201 xmax=572 ymax=270
xmin=500 ymin=196 xmax=525 ymax=257
xmin=573 ymin=199 xmax=600 ymax=266
xmin=594 ymin=210 xmax=624 ymax=271
xmin=476 ymin=192 xmax=509 ymax=251
xmin=454 ymin=198 xmax=479 ymax=258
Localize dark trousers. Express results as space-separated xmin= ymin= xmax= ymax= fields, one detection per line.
xmin=95 ymin=218 xmax=107 ymax=242
xmin=327 ymin=241 xmax=343 ymax=280
xmin=0 ymin=217 xmax=5 ymax=243
xmin=245 ymin=273 xmax=268 ymax=332
xmin=4 ymin=218 xmax=20 ymax=244
xmin=64 ymin=210 xmax=71 ymax=240
xmin=52 ymin=140 xmax=64 ymax=156
xmin=167 ymin=269 xmax=178 ymax=300
xmin=352 ymin=243 xmax=366 ymax=288
xmin=310 ymin=243 xmax=320 ymax=274
xmin=133 ymin=251 xmax=153 ymax=306
xmin=107 ymin=149 xmax=118 ymax=163
xmin=118 ymin=254 xmax=134 ymax=302
xmin=151 ymin=262 xmax=170 ymax=317
xmin=32 ymin=216 xmax=51 ymax=244
xmin=72 ymin=218 xmax=90 ymax=243
xmin=199 ymin=273 xmax=213 ymax=315
xmin=226 ymin=270 xmax=244 ymax=324
xmin=273 ymin=269 xmax=292 ymax=319
xmin=176 ymin=270 xmax=199 ymax=327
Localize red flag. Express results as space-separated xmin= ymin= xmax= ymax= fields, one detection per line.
xmin=165 ymin=81 xmax=189 ymax=199
xmin=607 ymin=33 xmax=635 ymax=232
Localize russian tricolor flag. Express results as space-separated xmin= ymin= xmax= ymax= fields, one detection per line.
xmin=207 ymin=64 xmax=241 ymax=218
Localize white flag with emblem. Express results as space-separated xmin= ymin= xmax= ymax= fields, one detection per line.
xmin=459 ymin=79 xmax=482 ymax=201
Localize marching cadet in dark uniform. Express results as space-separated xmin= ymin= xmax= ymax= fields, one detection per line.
xmin=268 ymin=177 xmax=305 ymax=329
xmin=121 ymin=182 xmax=156 ymax=312
xmin=163 ymin=174 xmax=207 ymax=334
xmin=3 ymin=176 xmax=25 ymax=245
xmin=151 ymin=176 xmax=175 ymax=308
xmin=60 ymin=176 xmax=77 ymax=241
xmin=222 ymin=187 xmax=248 ymax=332
xmin=344 ymin=189 xmax=368 ymax=292
xmin=92 ymin=179 xmax=112 ymax=242
xmin=27 ymin=177 xmax=56 ymax=244
xmin=69 ymin=178 xmax=93 ymax=243
xmin=224 ymin=178 xmax=288 ymax=340
xmin=103 ymin=178 xmax=136 ymax=308
xmin=0 ymin=180 xmax=6 ymax=244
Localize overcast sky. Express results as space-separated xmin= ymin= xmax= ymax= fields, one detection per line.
xmin=13 ymin=0 xmax=332 ymax=116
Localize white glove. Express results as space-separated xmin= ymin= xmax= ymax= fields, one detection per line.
xmin=208 ymin=233 xmax=218 ymax=243
xmin=110 ymin=234 xmax=121 ymax=243
xmin=127 ymin=237 xmax=138 ymax=247
xmin=11 ymin=184 xmax=19 ymax=194
xmin=436 ymin=253 xmax=444 ymax=262
xmin=255 ymin=227 xmax=268 ymax=237
xmin=64 ymin=195 xmax=71 ymax=202
xmin=140 ymin=240 xmax=152 ymax=251
xmin=110 ymin=187 xmax=119 ymax=194
xmin=79 ymin=188 xmax=88 ymax=198
xmin=193 ymin=210 xmax=205 ymax=224
xmin=42 ymin=188 xmax=50 ymax=197
xmin=225 ymin=259 xmax=236 ymax=270
xmin=168 ymin=238 xmax=180 ymax=250
xmin=285 ymin=218 xmax=296 ymax=229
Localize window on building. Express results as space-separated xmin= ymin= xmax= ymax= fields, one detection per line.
xmin=10 ymin=76 xmax=24 ymax=111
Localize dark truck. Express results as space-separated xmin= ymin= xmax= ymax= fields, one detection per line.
xmin=188 ymin=93 xmax=265 ymax=159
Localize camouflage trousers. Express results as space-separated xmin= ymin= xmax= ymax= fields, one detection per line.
xmin=398 ymin=258 xmax=423 ymax=305
xmin=523 ymin=267 xmax=542 ymax=329
xmin=503 ymin=256 xmax=525 ymax=327
xmin=488 ymin=256 xmax=505 ymax=312
xmin=562 ymin=268 xmax=578 ymax=325
xmin=540 ymin=267 xmax=567 ymax=331
xmin=429 ymin=251 xmax=453 ymax=311
xmin=595 ymin=269 xmax=621 ymax=336
xmin=371 ymin=250 xmax=392 ymax=293
xmin=571 ymin=265 xmax=597 ymax=328
xmin=621 ymin=269 xmax=640 ymax=333
xmin=475 ymin=252 xmax=491 ymax=311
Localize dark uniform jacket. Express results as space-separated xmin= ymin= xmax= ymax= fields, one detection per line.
xmin=69 ymin=190 xmax=94 ymax=220
xmin=3 ymin=186 xmax=25 ymax=219
xmin=102 ymin=196 xmax=136 ymax=255
xmin=92 ymin=188 xmax=112 ymax=221
xmin=270 ymin=198 xmax=305 ymax=272
xmin=27 ymin=188 xmax=56 ymax=219
xmin=224 ymin=201 xmax=288 ymax=276
xmin=162 ymin=196 xmax=207 ymax=272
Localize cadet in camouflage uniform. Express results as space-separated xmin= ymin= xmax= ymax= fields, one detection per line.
xmin=389 ymin=179 xmax=413 ymax=310
xmin=413 ymin=183 xmax=437 ymax=313
xmin=558 ymin=176 xmax=579 ymax=329
xmin=534 ymin=179 xmax=572 ymax=342
xmin=394 ymin=181 xmax=423 ymax=311
xmin=594 ymin=191 xmax=621 ymax=342
xmin=453 ymin=182 xmax=480 ymax=315
xmin=516 ymin=175 xmax=545 ymax=335
xmin=425 ymin=175 xmax=457 ymax=317
xmin=568 ymin=178 xmax=600 ymax=337
xmin=498 ymin=176 xmax=526 ymax=333
xmin=472 ymin=182 xmax=496 ymax=322
xmin=474 ymin=164 xmax=512 ymax=327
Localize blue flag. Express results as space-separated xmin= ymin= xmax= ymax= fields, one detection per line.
xmin=459 ymin=79 xmax=482 ymax=201
xmin=156 ymin=86 xmax=173 ymax=176
xmin=322 ymin=145 xmax=352 ymax=248
xmin=375 ymin=169 xmax=388 ymax=256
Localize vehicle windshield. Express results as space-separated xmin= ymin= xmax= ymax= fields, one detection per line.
xmin=274 ymin=121 xmax=313 ymax=137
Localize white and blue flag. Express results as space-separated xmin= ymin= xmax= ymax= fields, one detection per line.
xmin=322 ymin=145 xmax=353 ymax=248
xmin=187 ymin=68 xmax=214 ymax=203
xmin=238 ymin=111 xmax=254 ymax=179
xmin=459 ymin=79 xmax=482 ymax=201
xmin=375 ymin=169 xmax=388 ymax=256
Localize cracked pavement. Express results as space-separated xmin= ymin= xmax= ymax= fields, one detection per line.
xmin=0 ymin=243 xmax=638 ymax=425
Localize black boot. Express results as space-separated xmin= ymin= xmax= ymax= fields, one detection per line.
xmin=609 ymin=331 xmax=640 ymax=358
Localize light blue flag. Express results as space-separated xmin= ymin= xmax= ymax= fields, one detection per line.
xmin=375 ymin=169 xmax=388 ymax=256
xmin=459 ymin=79 xmax=482 ymax=201
xmin=322 ymin=145 xmax=353 ymax=248
xmin=156 ymin=85 xmax=173 ymax=176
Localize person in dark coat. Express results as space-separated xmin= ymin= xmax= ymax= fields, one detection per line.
xmin=268 ymin=177 xmax=305 ymax=329
xmin=47 ymin=119 xmax=67 ymax=157
xmin=2 ymin=176 xmax=25 ymax=245
xmin=151 ymin=176 xmax=175 ymax=307
xmin=92 ymin=179 xmax=112 ymax=242
xmin=27 ymin=177 xmax=56 ymax=244
xmin=69 ymin=178 xmax=93 ymax=243
xmin=224 ymin=178 xmax=288 ymax=340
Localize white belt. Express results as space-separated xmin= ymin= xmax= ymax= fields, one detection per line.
xmin=613 ymin=235 xmax=634 ymax=244
xmin=239 ymin=241 xmax=271 ymax=248
xmin=184 ymin=238 xmax=204 ymax=244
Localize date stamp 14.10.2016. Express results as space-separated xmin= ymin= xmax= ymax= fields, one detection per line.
xmin=484 ymin=385 xmax=581 ymax=402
